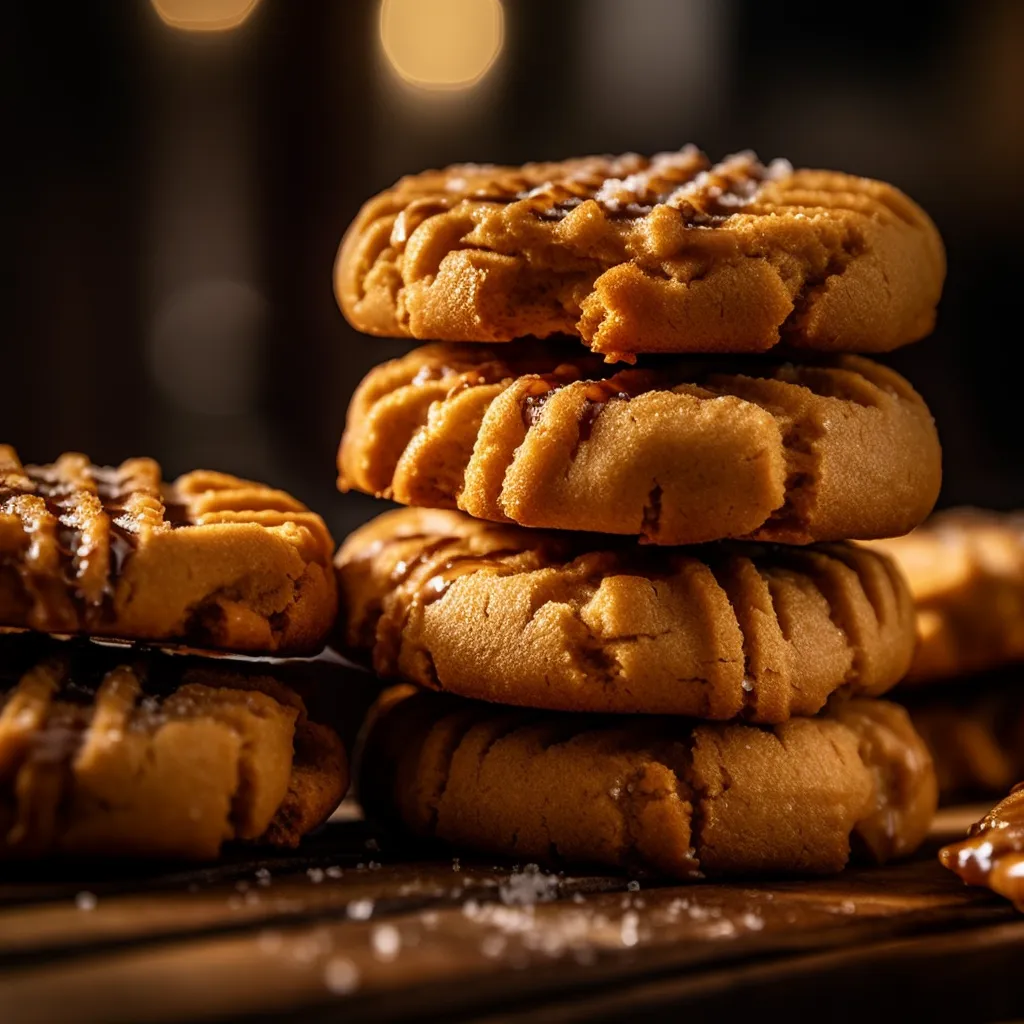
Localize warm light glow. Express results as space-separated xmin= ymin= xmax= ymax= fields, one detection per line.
xmin=151 ymin=0 xmax=261 ymax=33
xmin=380 ymin=0 xmax=503 ymax=90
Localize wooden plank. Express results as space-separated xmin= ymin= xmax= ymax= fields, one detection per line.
xmin=0 ymin=812 xmax=1016 ymax=1024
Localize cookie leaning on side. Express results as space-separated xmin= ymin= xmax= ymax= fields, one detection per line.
xmin=0 ymin=449 xmax=351 ymax=859
xmin=334 ymin=146 xmax=944 ymax=879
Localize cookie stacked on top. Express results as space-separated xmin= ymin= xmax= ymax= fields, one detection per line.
xmin=334 ymin=148 xmax=945 ymax=879
xmin=0 ymin=447 xmax=349 ymax=860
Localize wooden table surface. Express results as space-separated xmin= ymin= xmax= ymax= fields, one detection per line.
xmin=1 ymin=805 xmax=1019 ymax=1024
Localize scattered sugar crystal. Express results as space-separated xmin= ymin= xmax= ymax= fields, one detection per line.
xmin=620 ymin=911 xmax=639 ymax=947
xmin=420 ymin=911 xmax=439 ymax=929
xmin=481 ymin=933 xmax=507 ymax=959
xmin=368 ymin=861 xmax=381 ymax=871
xmin=255 ymin=868 xmax=272 ymax=887
xmin=704 ymin=919 xmax=738 ymax=939
xmin=371 ymin=924 xmax=401 ymax=961
xmin=325 ymin=866 xmax=343 ymax=879
xmin=499 ymin=864 xmax=559 ymax=905
xmin=571 ymin=892 xmax=586 ymax=904
xmin=324 ymin=956 xmax=360 ymax=995
xmin=452 ymin=858 xmax=461 ymax=873
xmin=741 ymin=677 xmax=754 ymax=692
xmin=740 ymin=912 xmax=764 ymax=931
xmin=626 ymin=881 xmax=640 ymax=892
xmin=307 ymin=868 xmax=326 ymax=884
xmin=75 ymin=891 xmax=97 ymax=912
xmin=347 ymin=899 xmax=374 ymax=921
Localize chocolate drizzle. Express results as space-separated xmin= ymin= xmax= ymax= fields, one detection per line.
xmin=0 ymin=455 xmax=195 ymax=629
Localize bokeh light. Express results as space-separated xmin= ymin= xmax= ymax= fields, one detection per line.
xmin=379 ymin=0 xmax=503 ymax=91
xmin=151 ymin=0 xmax=261 ymax=33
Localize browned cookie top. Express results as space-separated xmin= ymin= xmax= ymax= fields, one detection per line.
xmin=336 ymin=508 xmax=916 ymax=722
xmin=0 ymin=446 xmax=337 ymax=654
xmin=0 ymin=634 xmax=347 ymax=859
xmin=336 ymin=147 xmax=944 ymax=359
xmin=339 ymin=342 xmax=941 ymax=546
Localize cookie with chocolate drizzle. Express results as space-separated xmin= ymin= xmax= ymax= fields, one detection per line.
xmin=0 ymin=446 xmax=337 ymax=654
xmin=335 ymin=507 xmax=916 ymax=721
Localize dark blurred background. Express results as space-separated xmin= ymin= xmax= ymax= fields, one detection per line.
xmin=6 ymin=0 xmax=1023 ymax=540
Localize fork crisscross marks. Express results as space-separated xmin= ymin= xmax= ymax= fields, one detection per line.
xmin=336 ymin=146 xmax=945 ymax=356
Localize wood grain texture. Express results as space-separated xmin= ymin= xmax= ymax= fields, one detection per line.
xmin=0 ymin=808 xmax=1019 ymax=1023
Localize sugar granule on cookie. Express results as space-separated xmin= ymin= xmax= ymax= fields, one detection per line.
xmin=0 ymin=446 xmax=337 ymax=654
xmin=336 ymin=147 xmax=944 ymax=359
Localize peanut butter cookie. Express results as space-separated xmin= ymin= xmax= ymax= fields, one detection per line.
xmin=0 ymin=634 xmax=348 ymax=859
xmin=336 ymin=148 xmax=944 ymax=360
xmin=338 ymin=343 xmax=940 ymax=546
xmin=336 ymin=508 xmax=915 ymax=721
xmin=866 ymin=510 xmax=1024 ymax=683
xmin=0 ymin=447 xmax=337 ymax=654
xmin=358 ymin=686 xmax=936 ymax=878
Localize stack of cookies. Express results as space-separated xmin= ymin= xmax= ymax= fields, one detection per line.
xmin=0 ymin=447 xmax=348 ymax=860
xmin=334 ymin=147 xmax=946 ymax=879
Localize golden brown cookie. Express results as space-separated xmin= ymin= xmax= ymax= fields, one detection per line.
xmin=901 ymin=674 xmax=1024 ymax=802
xmin=335 ymin=148 xmax=945 ymax=360
xmin=940 ymin=783 xmax=1024 ymax=909
xmin=357 ymin=686 xmax=936 ymax=879
xmin=0 ymin=447 xmax=337 ymax=654
xmin=336 ymin=508 xmax=915 ymax=721
xmin=865 ymin=510 xmax=1024 ymax=683
xmin=0 ymin=634 xmax=348 ymax=859
xmin=338 ymin=343 xmax=941 ymax=546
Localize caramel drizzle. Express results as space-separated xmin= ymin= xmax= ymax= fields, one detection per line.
xmin=940 ymin=782 xmax=1024 ymax=906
